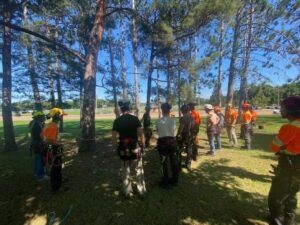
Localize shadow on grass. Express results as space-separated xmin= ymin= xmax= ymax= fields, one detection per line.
xmin=0 ymin=118 xmax=287 ymax=225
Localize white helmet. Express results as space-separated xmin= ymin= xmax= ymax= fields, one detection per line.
xmin=204 ymin=104 xmax=213 ymax=110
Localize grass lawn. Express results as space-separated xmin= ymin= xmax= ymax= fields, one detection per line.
xmin=0 ymin=115 xmax=299 ymax=225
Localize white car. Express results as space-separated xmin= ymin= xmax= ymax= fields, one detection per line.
xmin=273 ymin=109 xmax=280 ymax=114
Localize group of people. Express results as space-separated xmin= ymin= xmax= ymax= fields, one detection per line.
xmin=112 ymin=96 xmax=300 ymax=225
xmin=29 ymin=108 xmax=64 ymax=181
xmin=25 ymin=94 xmax=300 ymax=225
xmin=111 ymin=100 xmax=258 ymax=195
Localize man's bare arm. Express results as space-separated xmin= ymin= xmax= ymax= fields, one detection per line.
xmin=137 ymin=127 xmax=145 ymax=147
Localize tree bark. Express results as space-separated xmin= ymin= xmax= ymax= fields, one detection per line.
xmin=47 ymin=50 xmax=56 ymax=107
xmin=55 ymin=28 xmax=64 ymax=132
xmin=166 ymin=57 xmax=171 ymax=103
xmin=108 ymin=29 xmax=120 ymax=118
xmin=156 ymin=62 xmax=161 ymax=118
xmin=226 ymin=9 xmax=241 ymax=106
xmin=120 ymin=16 xmax=127 ymax=99
xmin=146 ymin=42 xmax=155 ymax=110
xmin=23 ymin=3 xmax=43 ymax=111
xmin=239 ymin=0 xmax=254 ymax=110
xmin=2 ymin=2 xmax=17 ymax=151
xmin=80 ymin=0 xmax=105 ymax=151
xmin=217 ymin=18 xmax=224 ymax=107
xmin=132 ymin=0 xmax=140 ymax=117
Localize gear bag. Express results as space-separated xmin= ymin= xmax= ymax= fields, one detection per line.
xmin=118 ymin=137 xmax=141 ymax=161
xmin=157 ymin=137 xmax=176 ymax=156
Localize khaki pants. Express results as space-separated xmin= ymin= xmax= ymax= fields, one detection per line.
xmin=226 ymin=126 xmax=237 ymax=146
xmin=121 ymin=158 xmax=146 ymax=196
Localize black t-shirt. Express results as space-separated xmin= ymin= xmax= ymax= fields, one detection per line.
xmin=30 ymin=120 xmax=43 ymax=141
xmin=112 ymin=114 xmax=142 ymax=139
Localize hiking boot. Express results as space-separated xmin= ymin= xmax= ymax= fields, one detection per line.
xmin=192 ymin=155 xmax=197 ymax=161
xmin=206 ymin=151 xmax=215 ymax=156
xmin=169 ymin=178 xmax=178 ymax=186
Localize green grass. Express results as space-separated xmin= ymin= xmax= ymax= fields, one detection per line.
xmin=0 ymin=115 xmax=299 ymax=225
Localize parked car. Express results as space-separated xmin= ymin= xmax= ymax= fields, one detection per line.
xmin=273 ymin=109 xmax=280 ymax=114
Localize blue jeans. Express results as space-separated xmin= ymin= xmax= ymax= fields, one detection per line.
xmin=34 ymin=152 xmax=45 ymax=179
xmin=215 ymin=133 xmax=221 ymax=150
xmin=207 ymin=132 xmax=215 ymax=154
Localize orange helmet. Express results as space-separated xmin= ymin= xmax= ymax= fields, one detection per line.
xmin=242 ymin=103 xmax=250 ymax=109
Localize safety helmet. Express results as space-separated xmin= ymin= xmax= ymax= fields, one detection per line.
xmin=48 ymin=107 xmax=64 ymax=119
xmin=281 ymin=96 xmax=300 ymax=112
xmin=204 ymin=104 xmax=213 ymax=110
xmin=242 ymin=103 xmax=250 ymax=109
xmin=214 ymin=105 xmax=221 ymax=112
xmin=32 ymin=111 xmax=45 ymax=118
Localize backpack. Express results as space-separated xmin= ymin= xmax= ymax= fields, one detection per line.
xmin=217 ymin=112 xmax=225 ymax=129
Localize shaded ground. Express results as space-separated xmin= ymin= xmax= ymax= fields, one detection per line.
xmin=0 ymin=116 xmax=299 ymax=225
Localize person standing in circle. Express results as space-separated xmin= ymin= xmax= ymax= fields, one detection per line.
xmin=156 ymin=103 xmax=178 ymax=188
xmin=268 ymin=96 xmax=300 ymax=225
xmin=112 ymin=100 xmax=146 ymax=198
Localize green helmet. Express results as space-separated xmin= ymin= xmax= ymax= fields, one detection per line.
xmin=32 ymin=111 xmax=45 ymax=118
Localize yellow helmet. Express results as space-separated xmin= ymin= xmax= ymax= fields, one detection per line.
xmin=32 ymin=111 xmax=45 ymax=118
xmin=48 ymin=108 xmax=63 ymax=118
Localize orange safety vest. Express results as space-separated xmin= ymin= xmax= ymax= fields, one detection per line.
xmin=190 ymin=110 xmax=201 ymax=125
xmin=270 ymin=118 xmax=300 ymax=155
xmin=242 ymin=110 xmax=252 ymax=124
xmin=251 ymin=110 xmax=257 ymax=122
xmin=41 ymin=122 xmax=59 ymax=144
xmin=225 ymin=109 xmax=238 ymax=124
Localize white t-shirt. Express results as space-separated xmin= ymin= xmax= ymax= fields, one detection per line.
xmin=156 ymin=116 xmax=176 ymax=138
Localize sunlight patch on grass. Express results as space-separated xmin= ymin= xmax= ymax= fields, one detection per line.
xmin=181 ymin=216 xmax=206 ymax=225
xmin=24 ymin=214 xmax=47 ymax=225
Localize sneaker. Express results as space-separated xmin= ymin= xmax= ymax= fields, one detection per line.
xmin=124 ymin=192 xmax=134 ymax=199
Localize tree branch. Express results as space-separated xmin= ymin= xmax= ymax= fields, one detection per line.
xmin=0 ymin=21 xmax=86 ymax=63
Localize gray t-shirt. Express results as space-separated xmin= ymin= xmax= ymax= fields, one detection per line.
xmin=156 ymin=116 xmax=176 ymax=138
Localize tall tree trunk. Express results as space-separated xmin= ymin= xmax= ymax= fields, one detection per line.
xmin=194 ymin=34 xmax=198 ymax=99
xmin=80 ymin=0 xmax=105 ymax=151
xmin=217 ymin=18 xmax=224 ymax=107
xmin=177 ymin=69 xmax=182 ymax=118
xmin=146 ymin=42 xmax=155 ymax=109
xmin=132 ymin=0 xmax=140 ymax=117
xmin=156 ymin=62 xmax=161 ymax=118
xmin=166 ymin=57 xmax=171 ymax=103
xmin=108 ymin=29 xmax=120 ymax=118
xmin=226 ymin=9 xmax=241 ymax=106
xmin=47 ymin=53 xmax=56 ymax=107
xmin=2 ymin=2 xmax=17 ymax=151
xmin=239 ymin=0 xmax=254 ymax=110
xmin=23 ymin=4 xmax=43 ymax=111
xmin=120 ymin=16 xmax=127 ymax=99
xmin=55 ymin=28 xmax=64 ymax=132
